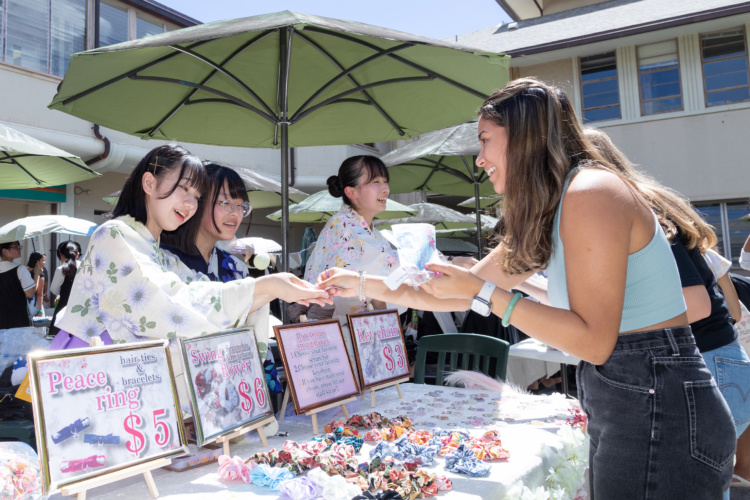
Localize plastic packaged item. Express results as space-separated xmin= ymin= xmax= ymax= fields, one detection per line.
xmin=0 ymin=441 xmax=41 ymax=499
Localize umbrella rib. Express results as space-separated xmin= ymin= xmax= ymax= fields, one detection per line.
xmin=458 ymin=155 xmax=484 ymax=183
xmin=60 ymin=38 xmax=216 ymax=106
xmin=59 ymin=156 xmax=100 ymax=175
xmin=0 ymin=153 xmax=43 ymax=185
xmin=302 ymin=27 xmax=489 ymax=99
xmin=130 ymin=76 xmax=277 ymax=124
xmin=293 ymin=31 xmax=405 ymax=137
xmin=289 ymin=40 xmax=414 ymax=124
xmin=147 ymin=34 xmax=278 ymax=136
xmin=393 ymin=158 xmax=476 ymax=184
xmin=295 ymin=76 xmax=433 ymax=123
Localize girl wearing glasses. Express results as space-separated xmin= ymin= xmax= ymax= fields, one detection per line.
xmin=162 ymin=163 xmax=252 ymax=283
xmin=54 ymin=144 xmax=329 ymax=349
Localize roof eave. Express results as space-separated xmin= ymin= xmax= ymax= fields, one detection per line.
xmin=507 ymin=1 xmax=750 ymax=58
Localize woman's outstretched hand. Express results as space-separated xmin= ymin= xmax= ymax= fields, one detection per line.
xmin=275 ymin=273 xmax=333 ymax=307
xmin=316 ymin=268 xmax=360 ymax=298
xmin=422 ymin=262 xmax=485 ymax=299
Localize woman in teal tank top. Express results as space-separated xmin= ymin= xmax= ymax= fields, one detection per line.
xmin=318 ymin=78 xmax=735 ymax=499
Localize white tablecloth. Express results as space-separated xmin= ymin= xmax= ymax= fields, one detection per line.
xmin=47 ymin=383 xmax=581 ymax=500
xmin=506 ymin=339 xmax=581 ymax=389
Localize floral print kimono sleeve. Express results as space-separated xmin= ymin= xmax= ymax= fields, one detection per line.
xmin=56 ymin=217 xmax=256 ymax=344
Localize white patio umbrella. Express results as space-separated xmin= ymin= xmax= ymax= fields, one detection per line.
xmin=373 ymin=202 xmax=477 ymax=231
xmin=266 ymin=190 xmax=417 ymax=223
xmin=0 ymin=215 xmax=98 ymax=244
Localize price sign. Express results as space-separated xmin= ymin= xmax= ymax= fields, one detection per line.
xmin=274 ymin=319 xmax=359 ymax=414
xmin=347 ymin=310 xmax=410 ymax=390
xmin=179 ymin=328 xmax=273 ymax=445
xmin=28 ymin=341 xmax=188 ymax=494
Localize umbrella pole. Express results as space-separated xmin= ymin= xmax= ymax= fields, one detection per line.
xmin=474 ymin=183 xmax=483 ymax=259
xmin=279 ymin=27 xmax=292 ymax=324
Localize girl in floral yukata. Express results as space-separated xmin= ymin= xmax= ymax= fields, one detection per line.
xmin=303 ymin=155 xmax=400 ymax=358
xmin=160 ymin=162 xmax=285 ymax=413
xmin=54 ymin=144 xmax=330 ymax=348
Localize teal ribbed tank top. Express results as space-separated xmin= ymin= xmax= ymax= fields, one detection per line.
xmin=546 ymin=168 xmax=686 ymax=332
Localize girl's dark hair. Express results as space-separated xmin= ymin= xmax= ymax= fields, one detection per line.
xmin=162 ymin=162 xmax=248 ymax=253
xmin=58 ymin=241 xmax=79 ymax=279
xmin=327 ymin=155 xmax=388 ymax=208
xmin=113 ymin=144 xmax=207 ymax=244
xmin=27 ymin=251 xmax=44 ymax=269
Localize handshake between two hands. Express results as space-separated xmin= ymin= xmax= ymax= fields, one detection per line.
xmin=309 ymin=257 xmax=484 ymax=303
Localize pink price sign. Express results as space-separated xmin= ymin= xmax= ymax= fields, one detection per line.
xmin=274 ymin=319 xmax=359 ymax=414
xmin=347 ymin=309 xmax=410 ymax=390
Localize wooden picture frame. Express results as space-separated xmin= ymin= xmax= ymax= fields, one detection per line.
xmin=274 ymin=319 xmax=359 ymax=414
xmin=27 ymin=340 xmax=188 ymax=495
xmin=178 ymin=328 xmax=274 ymax=446
xmin=347 ymin=309 xmax=410 ymax=391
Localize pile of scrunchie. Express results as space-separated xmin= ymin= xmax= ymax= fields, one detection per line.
xmin=218 ymin=412 xmax=509 ymax=497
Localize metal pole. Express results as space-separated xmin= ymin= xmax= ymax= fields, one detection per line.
xmin=279 ymin=27 xmax=292 ymax=323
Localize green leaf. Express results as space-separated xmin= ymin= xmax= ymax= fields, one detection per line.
xmin=145 ymin=321 xmax=156 ymax=329
xmin=71 ymin=305 xmax=83 ymax=313
xmin=123 ymin=304 xmax=132 ymax=313
xmin=214 ymin=303 xmax=221 ymax=312
xmin=167 ymin=331 xmax=176 ymax=338
xmin=110 ymin=228 xmax=118 ymax=238
xmin=109 ymin=277 xmax=117 ymax=283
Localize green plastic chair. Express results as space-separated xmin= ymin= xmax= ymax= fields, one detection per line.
xmin=413 ymin=333 xmax=510 ymax=385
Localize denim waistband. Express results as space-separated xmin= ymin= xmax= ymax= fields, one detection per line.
xmin=611 ymin=326 xmax=695 ymax=353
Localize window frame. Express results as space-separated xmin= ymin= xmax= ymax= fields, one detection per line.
xmin=636 ymin=38 xmax=684 ymax=116
xmin=578 ymin=50 xmax=622 ymax=123
xmin=700 ymin=26 xmax=750 ymax=108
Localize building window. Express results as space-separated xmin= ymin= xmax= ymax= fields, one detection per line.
xmin=136 ymin=12 xmax=165 ymax=39
xmin=637 ymin=40 xmax=682 ymax=115
xmin=99 ymin=0 xmax=129 ymax=47
xmin=1 ymin=0 xmax=85 ymax=77
xmin=580 ymin=51 xmax=621 ymax=122
xmin=701 ymin=28 xmax=750 ymax=107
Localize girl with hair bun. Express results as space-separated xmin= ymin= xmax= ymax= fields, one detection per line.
xmin=303 ymin=155 xmax=399 ymax=357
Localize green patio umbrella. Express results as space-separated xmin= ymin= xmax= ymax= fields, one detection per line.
xmin=374 ymin=202 xmax=477 ymax=231
xmin=47 ymin=10 xmax=509 ymax=272
xmin=266 ymin=190 xmax=416 ymax=223
xmin=381 ymin=121 xmax=493 ymax=257
xmin=0 ymin=123 xmax=100 ymax=189
xmin=103 ymin=166 xmax=308 ymax=209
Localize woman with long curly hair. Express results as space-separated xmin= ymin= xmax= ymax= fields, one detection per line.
xmin=319 ymin=79 xmax=736 ymax=498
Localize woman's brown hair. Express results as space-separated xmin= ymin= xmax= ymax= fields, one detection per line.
xmin=584 ymin=128 xmax=717 ymax=253
xmin=479 ymin=78 xmax=605 ymax=274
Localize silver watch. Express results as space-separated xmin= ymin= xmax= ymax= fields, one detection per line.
xmin=470 ymin=281 xmax=497 ymax=317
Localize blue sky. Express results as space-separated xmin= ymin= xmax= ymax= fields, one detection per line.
xmin=155 ymin=0 xmax=512 ymax=40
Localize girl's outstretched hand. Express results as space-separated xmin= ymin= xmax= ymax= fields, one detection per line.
xmin=275 ymin=273 xmax=333 ymax=307
xmin=316 ymin=268 xmax=360 ymax=298
xmin=422 ymin=262 xmax=484 ymax=299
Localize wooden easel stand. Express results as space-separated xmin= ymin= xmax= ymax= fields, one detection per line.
xmin=278 ymin=387 xmax=356 ymax=433
xmin=305 ymin=396 xmax=356 ymax=434
xmin=214 ymin=415 xmax=275 ymax=456
xmin=367 ymin=377 xmax=408 ymax=407
xmin=61 ymin=457 xmax=171 ymax=499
